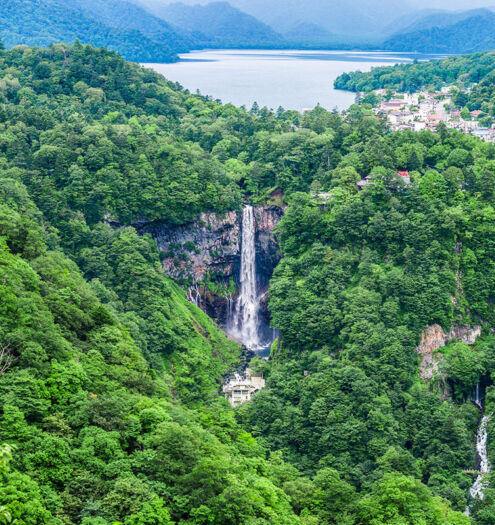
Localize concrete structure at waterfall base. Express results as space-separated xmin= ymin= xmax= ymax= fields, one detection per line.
xmin=223 ymin=369 xmax=265 ymax=407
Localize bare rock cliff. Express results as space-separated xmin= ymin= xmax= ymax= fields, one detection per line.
xmin=416 ymin=323 xmax=482 ymax=382
xmin=139 ymin=206 xmax=284 ymax=327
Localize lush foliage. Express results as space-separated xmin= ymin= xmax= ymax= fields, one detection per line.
xmin=0 ymin=41 xmax=493 ymax=524
xmin=0 ymin=0 xmax=193 ymax=63
xmin=0 ymin=42 xmax=313 ymax=524
xmin=334 ymin=50 xmax=495 ymax=99
xmin=0 ymin=200 xmax=305 ymax=524
xmin=240 ymin=123 xmax=495 ymax=523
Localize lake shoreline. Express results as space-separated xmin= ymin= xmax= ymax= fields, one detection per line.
xmin=144 ymin=49 xmax=440 ymax=113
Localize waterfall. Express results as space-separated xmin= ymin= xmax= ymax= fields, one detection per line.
xmin=228 ymin=205 xmax=263 ymax=350
xmin=465 ymin=382 xmax=491 ymax=515
xmin=465 ymin=381 xmax=491 ymax=515
xmin=472 ymin=381 xmax=483 ymax=410
xmin=465 ymin=414 xmax=491 ymax=515
xmin=186 ymin=284 xmax=202 ymax=307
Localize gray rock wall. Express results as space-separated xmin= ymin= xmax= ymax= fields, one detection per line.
xmin=139 ymin=206 xmax=284 ymax=328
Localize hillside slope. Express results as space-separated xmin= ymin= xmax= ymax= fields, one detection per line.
xmin=388 ymin=7 xmax=494 ymax=35
xmin=382 ymin=8 xmax=446 ymax=35
xmin=68 ymin=0 xmax=195 ymax=52
xmin=0 ymin=0 xmax=189 ymax=62
xmin=384 ymin=11 xmax=495 ymax=53
xmin=0 ymin=40 xmax=491 ymax=523
xmin=0 ymin=192 xmax=302 ymax=524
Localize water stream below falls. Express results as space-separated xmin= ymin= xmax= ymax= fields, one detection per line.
xmin=465 ymin=415 xmax=491 ymax=515
xmin=227 ymin=205 xmax=276 ymax=353
xmin=465 ymin=383 xmax=491 ymax=516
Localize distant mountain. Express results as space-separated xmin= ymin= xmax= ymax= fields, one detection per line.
xmin=143 ymin=1 xmax=283 ymax=48
xmin=0 ymin=0 xmax=193 ymax=62
xmin=387 ymin=7 xmax=495 ymax=36
xmin=284 ymin=22 xmax=335 ymax=43
xmin=135 ymin=0 xmax=414 ymax=38
xmin=226 ymin=0 xmax=415 ymax=37
xmin=382 ymin=8 xmax=447 ymax=36
xmin=383 ymin=10 xmax=495 ymax=53
xmin=10 ymin=0 xmax=495 ymax=59
xmin=68 ymin=0 xmax=194 ymax=53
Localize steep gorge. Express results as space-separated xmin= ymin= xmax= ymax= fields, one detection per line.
xmin=139 ymin=205 xmax=284 ymax=352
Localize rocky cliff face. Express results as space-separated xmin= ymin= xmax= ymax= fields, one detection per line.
xmin=140 ymin=206 xmax=284 ymax=328
xmin=145 ymin=211 xmax=240 ymax=285
xmin=416 ymin=323 xmax=482 ymax=383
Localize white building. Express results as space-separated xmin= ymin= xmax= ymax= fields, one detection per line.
xmin=388 ymin=110 xmax=414 ymax=126
xmin=418 ymin=102 xmax=435 ymax=119
xmin=223 ymin=369 xmax=265 ymax=407
xmin=364 ymin=86 xmax=491 ymax=141
xmin=412 ymin=121 xmax=427 ymax=132
xmin=380 ymin=100 xmax=405 ymax=113
xmin=472 ymin=128 xmax=495 ymax=143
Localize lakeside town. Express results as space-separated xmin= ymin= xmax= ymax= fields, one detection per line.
xmin=363 ymin=87 xmax=495 ymax=143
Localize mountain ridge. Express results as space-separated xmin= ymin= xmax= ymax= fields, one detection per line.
xmin=151 ymin=1 xmax=284 ymax=47
xmin=388 ymin=7 xmax=495 ymax=36
xmin=384 ymin=11 xmax=495 ymax=53
xmin=0 ymin=0 xmax=191 ymax=62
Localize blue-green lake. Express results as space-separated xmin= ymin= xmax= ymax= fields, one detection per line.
xmin=145 ymin=49 xmax=438 ymax=112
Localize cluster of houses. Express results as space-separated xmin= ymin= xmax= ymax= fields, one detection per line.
xmin=368 ymin=88 xmax=495 ymax=143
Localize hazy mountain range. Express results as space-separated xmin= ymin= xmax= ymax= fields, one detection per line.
xmin=147 ymin=2 xmax=283 ymax=47
xmin=3 ymin=0 xmax=495 ymax=60
xmin=137 ymin=0 xmax=414 ymax=38
xmin=383 ymin=9 xmax=495 ymax=53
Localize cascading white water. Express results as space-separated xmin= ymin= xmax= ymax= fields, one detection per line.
xmin=473 ymin=382 xmax=482 ymax=410
xmin=186 ymin=284 xmax=202 ymax=307
xmin=465 ymin=414 xmax=491 ymax=516
xmin=228 ymin=205 xmax=263 ymax=350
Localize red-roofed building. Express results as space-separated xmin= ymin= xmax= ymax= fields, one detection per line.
xmin=470 ymin=110 xmax=483 ymax=117
xmin=396 ymin=171 xmax=411 ymax=184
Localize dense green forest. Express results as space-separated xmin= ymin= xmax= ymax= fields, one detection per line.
xmin=0 ymin=41 xmax=310 ymax=524
xmin=2 ymin=41 xmax=495 ymax=524
xmin=382 ymin=10 xmax=495 ymax=54
xmin=334 ymin=50 xmax=495 ymax=93
xmin=0 ymin=0 xmax=195 ymax=63
xmin=334 ymin=50 xmax=495 ymax=116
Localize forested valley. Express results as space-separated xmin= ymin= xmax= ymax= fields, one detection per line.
xmin=2 ymin=41 xmax=495 ymax=524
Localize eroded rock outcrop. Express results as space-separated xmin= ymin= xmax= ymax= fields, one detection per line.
xmin=146 ymin=210 xmax=240 ymax=284
xmin=139 ymin=206 xmax=284 ymax=329
xmin=416 ymin=323 xmax=482 ymax=382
